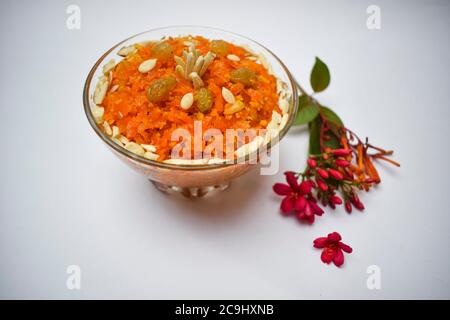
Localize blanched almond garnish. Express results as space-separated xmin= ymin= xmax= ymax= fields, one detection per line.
xmin=224 ymin=100 xmax=245 ymax=115
xmin=112 ymin=126 xmax=120 ymax=138
xmin=227 ymin=54 xmax=240 ymax=62
xmin=92 ymin=105 xmax=104 ymax=124
xmin=271 ymin=110 xmax=282 ymax=124
xmin=235 ymin=135 xmax=264 ymax=158
xmin=119 ymin=135 xmax=129 ymax=145
xmin=141 ymin=144 xmax=157 ymax=153
xmin=117 ymin=45 xmax=137 ymax=57
xmin=143 ymin=152 xmax=159 ymax=160
xmin=180 ymin=93 xmax=194 ymax=110
xmin=102 ymin=121 xmax=112 ymax=135
xmin=93 ymin=76 xmax=109 ymax=105
xmin=258 ymin=53 xmax=273 ymax=75
xmin=112 ymin=137 xmax=123 ymax=146
xmin=279 ymin=97 xmax=289 ymax=114
xmin=175 ymin=46 xmax=215 ymax=87
xmin=279 ymin=113 xmax=289 ymax=130
xmin=125 ymin=142 xmax=145 ymax=156
xmin=189 ymin=72 xmax=204 ymax=89
xmin=183 ymin=41 xmax=195 ymax=47
xmin=138 ymin=58 xmax=157 ymax=73
xmin=207 ymin=158 xmax=227 ymax=164
xmin=221 ymin=87 xmax=235 ymax=104
xmin=263 ymin=127 xmax=279 ymax=145
xmin=102 ymin=59 xmax=116 ymax=75
xmin=163 ymin=158 xmax=208 ymax=165
xmin=110 ymin=84 xmax=119 ymax=93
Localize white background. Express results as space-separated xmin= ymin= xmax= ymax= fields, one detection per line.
xmin=0 ymin=0 xmax=449 ymax=299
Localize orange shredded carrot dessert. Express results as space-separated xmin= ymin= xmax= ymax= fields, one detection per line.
xmin=99 ymin=36 xmax=282 ymax=161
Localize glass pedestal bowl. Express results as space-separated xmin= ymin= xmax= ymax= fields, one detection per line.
xmin=83 ymin=26 xmax=298 ymax=197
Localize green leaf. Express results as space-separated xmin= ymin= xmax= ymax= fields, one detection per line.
xmin=294 ymin=95 xmax=320 ymax=125
xmin=323 ymin=132 xmax=341 ymax=150
xmin=308 ymin=108 xmax=344 ymax=154
xmin=320 ymin=106 xmax=343 ymax=140
xmin=320 ymin=106 xmax=343 ymax=126
xmin=308 ymin=117 xmax=322 ymax=155
xmin=310 ymin=57 xmax=330 ymax=93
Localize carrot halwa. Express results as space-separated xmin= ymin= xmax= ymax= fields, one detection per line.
xmin=97 ymin=36 xmax=285 ymax=162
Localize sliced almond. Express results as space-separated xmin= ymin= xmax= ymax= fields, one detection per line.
xmin=112 ymin=126 xmax=120 ymax=138
xmin=207 ymin=158 xmax=227 ymax=164
xmin=125 ymin=142 xmax=145 ymax=156
xmin=102 ymin=59 xmax=116 ymax=75
xmin=110 ymin=84 xmax=119 ymax=93
xmin=93 ymin=76 xmax=109 ymax=105
xmin=119 ymin=135 xmax=129 ymax=145
xmin=163 ymin=158 xmax=208 ymax=165
xmin=279 ymin=113 xmax=289 ymax=130
xmin=235 ymin=136 xmax=264 ymax=158
xmin=224 ymin=100 xmax=245 ymax=115
xmin=271 ymin=110 xmax=282 ymax=124
xmin=92 ymin=105 xmax=104 ymax=124
xmin=143 ymin=152 xmax=159 ymax=160
xmin=138 ymin=58 xmax=157 ymax=73
xmin=180 ymin=92 xmax=194 ymax=110
xmin=102 ymin=121 xmax=112 ymax=135
xmin=189 ymin=72 xmax=204 ymax=89
xmin=279 ymin=97 xmax=289 ymax=114
xmin=117 ymin=45 xmax=137 ymax=57
xmin=141 ymin=144 xmax=157 ymax=153
xmin=112 ymin=137 xmax=123 ymax=146
xmin=263 ymin=127 xmax=280 ymax=144
xmin=258 ymin=53 xmax=273 ymax=75
xmin=227 ymin=54 xmax=240 ymax=62
xmin=221 ymin=87 xmax=235 ymax=104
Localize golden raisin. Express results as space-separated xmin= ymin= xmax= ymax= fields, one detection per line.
xmin=147 ymin=75 xmax=177 ymax=103
xmin=210 ymin=40 xmax=229 ymax=56
xmin=195 ymin=87 xmax=213 ymax=113
xmin=230 ymin=67 xmax=257 ymax=87
xmin=151 ymin=41 xmax=173 ymax=61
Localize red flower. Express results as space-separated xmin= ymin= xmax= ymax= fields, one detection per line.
xmin=295 ymin=197 xmax=324 ymax=224
xmin=313 ymin=232 xmax=352 ymax=267
xmin=273 ymin=172 xmax=313 ymax=214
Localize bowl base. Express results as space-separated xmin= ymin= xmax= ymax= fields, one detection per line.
xmin=151 ymin=180 xmax=230 ymax=198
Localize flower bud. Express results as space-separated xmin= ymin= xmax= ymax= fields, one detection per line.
xmin=328 ymin=169 xmax=344 ymax=180
xmin=317 ymin=168 xmax=329 ymax=179
xmin=345 ymin=200 xmax=352 ymax=214
xmin=351 ymin=194 xmax=365 ymax=211
xmin=354 ymin=200 xmax=365 ymax=211
xmin=330 ymin=195 xmax=343 ymax=205
xmin=317 ymin=179 xmax=328 ymax=191
xmin=335 ymin=159 xmax=350 ymax=167
xmin=307 ymin=158 xmax=317 ymax=168
xmin=332 ymin=148 xmax=352 ymax=156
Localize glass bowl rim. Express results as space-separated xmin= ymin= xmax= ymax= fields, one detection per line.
xmin=83 ymin=25 xmax=298 ymax=171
